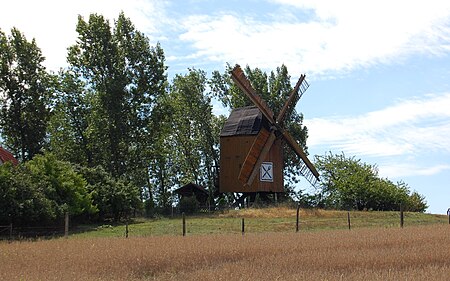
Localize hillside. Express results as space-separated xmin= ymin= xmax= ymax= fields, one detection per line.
xmin=72 ymin=207 xmax=448 ymax=238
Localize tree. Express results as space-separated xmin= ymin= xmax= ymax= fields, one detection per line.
xmin=314 ymin=152 xmax=427 ymax=212
xmin=147 ymin=69 xmax=223 ymax=213
xmin=0 ymin=28 xmax=53 ymax=161
xmin=169 ymin=69 xmax=221 ymax=186
xmin=48 ymin=70 xmax=93 ymax=166
xmin=210 ymin=64 xmax=310 ymax=196
xmin=64 ymin=12 xmax=167 ymax=187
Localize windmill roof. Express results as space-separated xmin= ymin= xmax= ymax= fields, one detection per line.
xmin=0 ymin=146 xmax=19 ymax=165
xmin=220 ymin=106 xmax=270 ymax=137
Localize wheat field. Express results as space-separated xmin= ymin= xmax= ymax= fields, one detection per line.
xmin=1 ymin=224 xmax=450 ymax=280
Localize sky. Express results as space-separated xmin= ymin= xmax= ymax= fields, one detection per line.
xmin=2 ymin=0 xmax=450 ymax=214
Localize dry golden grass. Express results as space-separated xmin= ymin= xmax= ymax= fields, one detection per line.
xmin=218 ymin=206 xmax=342 ymax=218
xmin=1 ymin=224 xmax=450 ymax=280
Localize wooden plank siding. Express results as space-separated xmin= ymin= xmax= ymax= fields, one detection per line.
xmin=219 ymin=130 xmax=284 ymax=193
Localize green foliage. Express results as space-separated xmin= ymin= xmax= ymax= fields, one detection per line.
xmin=46 ymin=12 xmax=168 ymax=219
xmin=0 ymin=154 xmax=97 ymax=225
xmin=179 ymin=196 xmax=200 ymax=215
xmin=314 ymin=152 xmax=428 ymax=212
xmin=0 ymin=163 xmax=54 ymax=225
xmin=25 ymin=153 xmax=97 ymax=217
xmin=48 ymin=70 xmax=93 ymax=166
xmin=144 ymin=198 xmax=156 ymax=218
xmin=61 ymin=12 xmax=167 ymax=187
xmin=168 ymin=69 xmax=221 ymax=185
xmin=146 ymin=69 xmax=223 ymax=213
xmin=0 ymin=28 xmax=54 ymax=161
xmin=75 ymin=165 xmax=142 ymax=221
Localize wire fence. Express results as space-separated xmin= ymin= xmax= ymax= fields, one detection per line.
xmin=0 ymin=225 xmax=62 ymax=240
xmin=2 ymin=208 xmax=449 ymax=240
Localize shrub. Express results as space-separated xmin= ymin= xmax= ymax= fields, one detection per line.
xmin=179 ymin=196 xmax=199 ymax=214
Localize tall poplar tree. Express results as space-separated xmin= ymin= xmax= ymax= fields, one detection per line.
xmin=147 ymin=69 xmax=223 ymax=212
xmin=61 ymin=13 xmax=167 ymax=187
xmin=0 ymin=28 xmax=53 ymax=161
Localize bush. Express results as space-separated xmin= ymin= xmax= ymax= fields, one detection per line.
xmin=75 ymin=165 xmax=142 ymax=221
xmin=179 ymin=196 xmax=199 ymax=214
xmin=0 ymin=154 xmax=97 ymax=225
xmin=144 ymin=198 xmax=156 ymax=218
xmin=315 ymin=152 xmax=428 ymax=212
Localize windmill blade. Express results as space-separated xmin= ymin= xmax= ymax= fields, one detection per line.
xmin=276 ymin=74 xmax=307 ymax=124
xmin=280 ymin=129 xmax=319 ymax=186
xmin=231 ymin=65 xmax=276 ymax=124
xmin=239 ymin=129 xmax=277 ymax=187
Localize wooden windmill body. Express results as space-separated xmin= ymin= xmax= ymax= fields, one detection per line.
xmin=220 ymin=106 xmax=284 ymax=192
xmin=219 ymin=65 xmax=319 ymax=194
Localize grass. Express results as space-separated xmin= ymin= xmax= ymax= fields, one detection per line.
xmin=71 ymin=207 xmax=449 ymax=238
xmin=1 ymin=224 xmax=450 ymax=280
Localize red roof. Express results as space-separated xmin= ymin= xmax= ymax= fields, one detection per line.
xmin=0 ymin=147 xmax=19 ymax=165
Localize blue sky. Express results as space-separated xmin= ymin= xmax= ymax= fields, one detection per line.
xmin=2 ymin=0 xmax=450 ymax=214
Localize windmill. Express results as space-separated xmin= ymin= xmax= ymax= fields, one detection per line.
xmin=219 ymin=65 xmax=319 ymax=198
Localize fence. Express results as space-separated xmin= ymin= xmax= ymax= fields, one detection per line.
xmin=118 ymin=208 xmax=450 ymax=238
xmin=2 ymin=208 xmax=449 ymax=240
xmin=0 ymin=224 xmax=12 ymax=240
xmin=0 ymin=212 xmax=70 ymax=240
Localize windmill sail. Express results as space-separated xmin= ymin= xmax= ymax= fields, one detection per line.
xmin=231 ymin=65 xmax=275 ymax=124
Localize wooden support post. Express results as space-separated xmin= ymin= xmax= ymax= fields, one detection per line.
xmin=400 ymin=204 xmax=404 ymax=228
xmin=9 ymin=223 xmax=12 ymax=240
xmin=64 ymin=212 xmax=69 ymax=238
xmin=182 ymin=212 xmax=186 ymax=236
xmin=347 ymin=211 xmax=351 ymax=230
xmin=296 ymin=204 xmax=300 ymax=232
xmin=241 ymin=218 xmax=245 ymax=235
xmin=125 ymin=221 xmax=129 ymax=238
xmin=447 ymin=208 xmax=450 ymax=225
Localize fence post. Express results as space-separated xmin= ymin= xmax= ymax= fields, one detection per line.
xmin=347 ymin=211 xmax=351 ymax=230
xmin=64 ymin=212 xmax=69 ymax=238
xmin=447 ymin=208 xmax=450 ymax=225
xmin=241 ymin=218 xmax=245 ymax=235
xmin=400 ymin=204 xmax=404 ymax=228
xmin=296 ymin=204 xmax=300 ymax=232
xmin=182 ymin=212 xmax=186 ymax=236
xmin=125 ymin=221 xmax=129 ymax=238
xmin=9 ymin=223 xmax=13 ymax=240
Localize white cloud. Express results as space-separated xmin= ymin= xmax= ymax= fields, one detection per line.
xmin=4 ymin=0 xmax=450 ymax=76
xmin=306 ymin=93 xmax=450 ymax=157
xmin=0 ymin=0 xmax=168 ymax=72
xmin=378 ymin=163 xmax=450 ymax=178
xmin=178 ymin=0 xmax=450 ymax=76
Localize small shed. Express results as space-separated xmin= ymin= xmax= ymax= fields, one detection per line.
xmin=174 ymin=183 xmax=209 ymax=206
xmin=0 ymin=146 xmax=19 ymax=166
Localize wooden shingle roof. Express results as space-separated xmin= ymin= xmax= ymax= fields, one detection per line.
xmin=220 ymin=106 xmax=270 ymax=137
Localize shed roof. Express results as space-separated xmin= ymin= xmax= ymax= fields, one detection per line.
xmin=220 ymin=106 xmax=270 ymax=137
xmin=174 ymin=183 xmax=208 ymax=195
xmin=0 ymin=147 xmax=19 ymax=165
